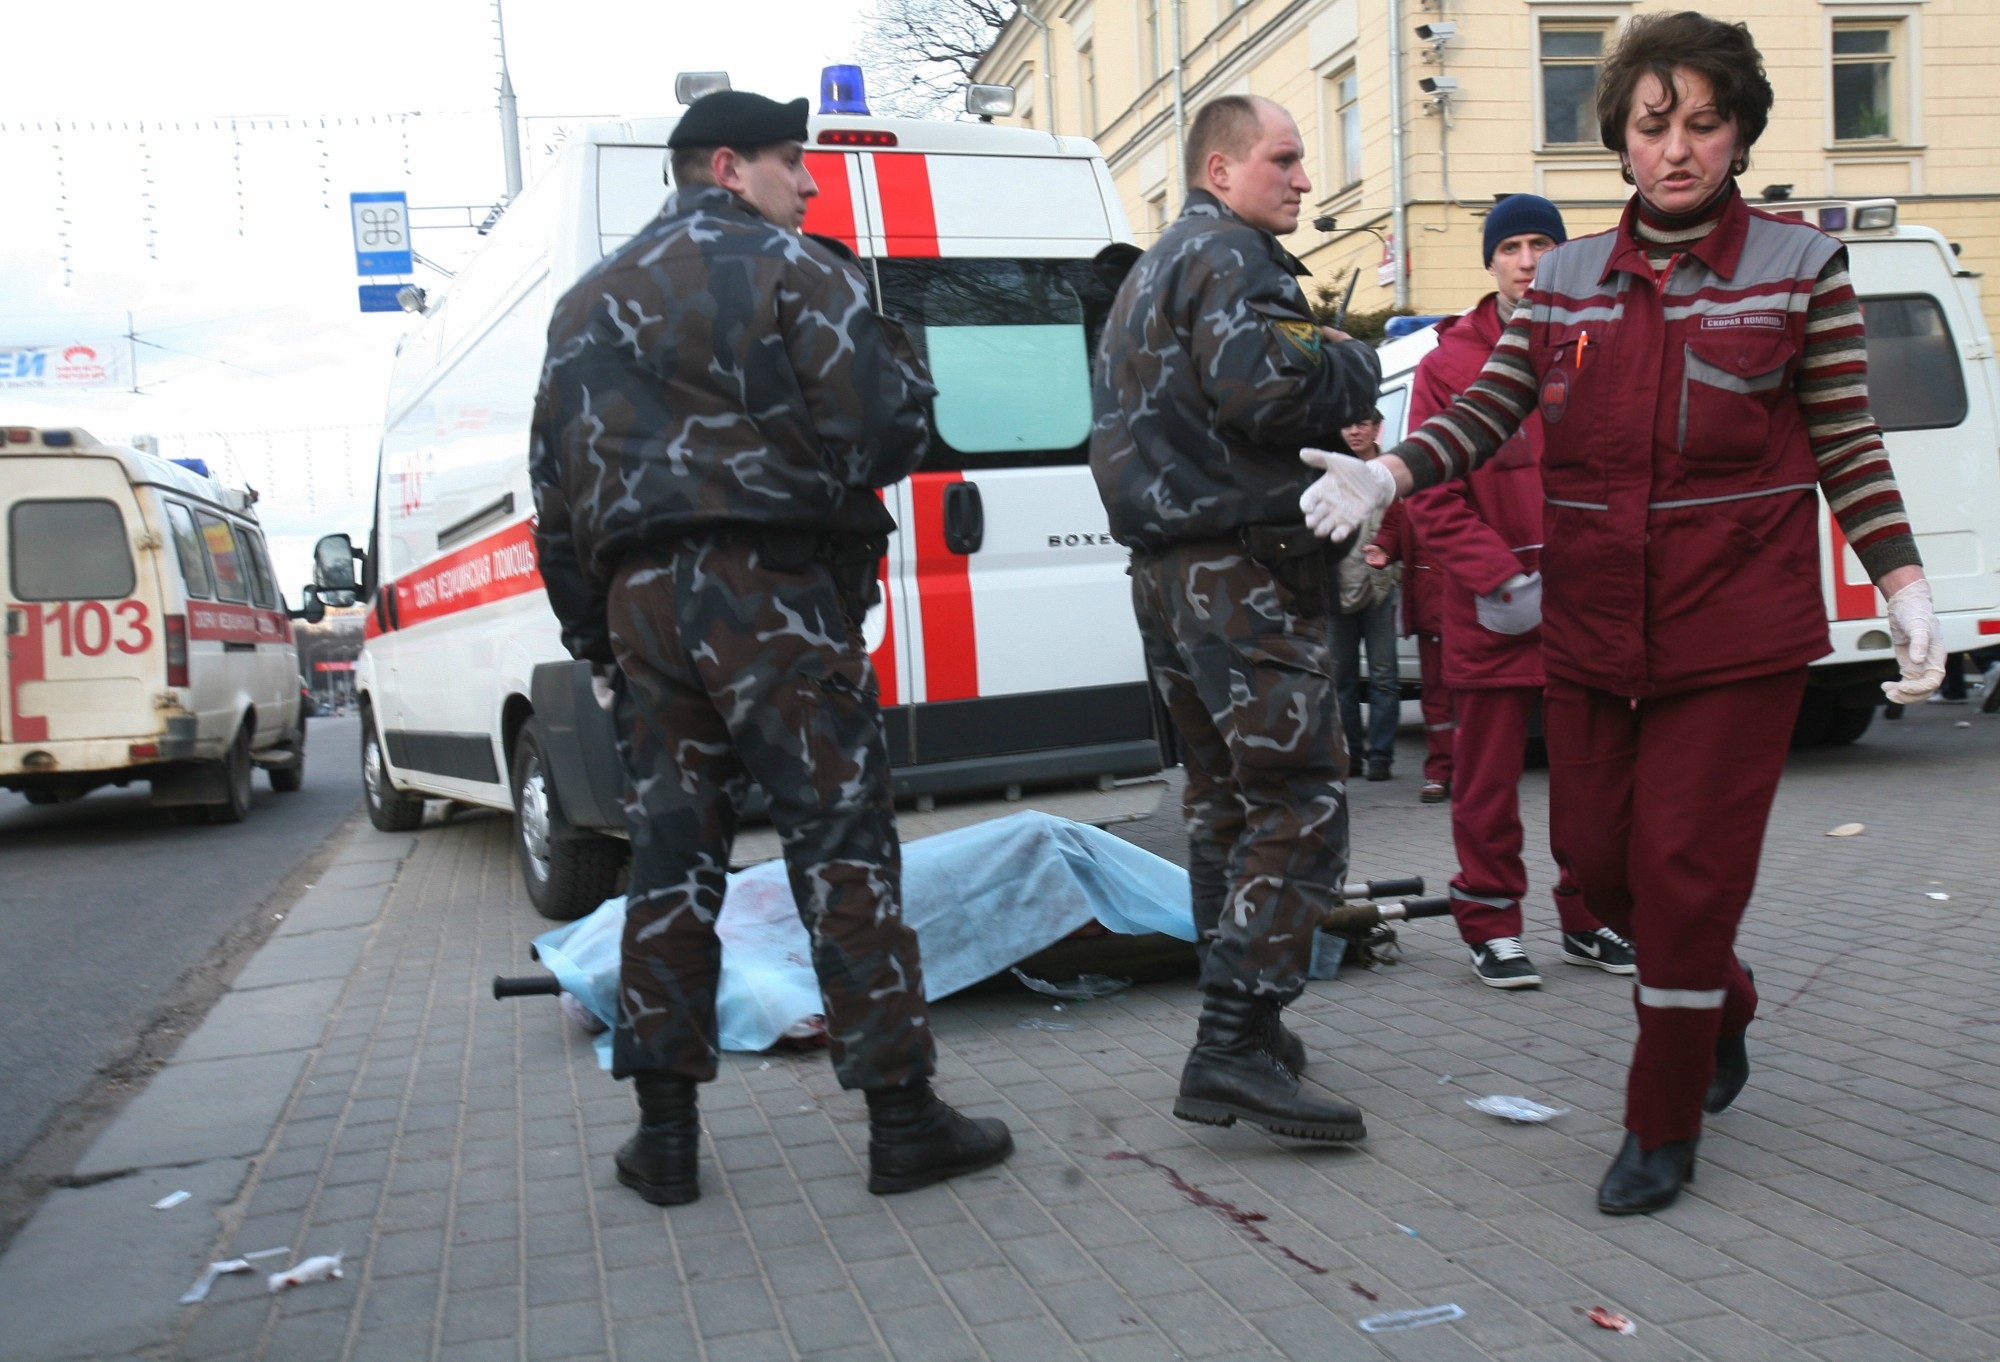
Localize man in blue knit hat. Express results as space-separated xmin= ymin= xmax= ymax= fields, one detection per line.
xmin=1373 ymin=194 xmax=1636 ymax=988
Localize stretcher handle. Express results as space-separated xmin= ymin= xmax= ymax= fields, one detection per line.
xmin=492 ymin=973 xmax=563 ymax=1000
xmin=1374 ymin=896 xmax=1453 ymax=922
xmin=1341 ymin=876 xmax=1425 ymax=901
xmin=1319 ymin=895 xmax=1454 ymax=936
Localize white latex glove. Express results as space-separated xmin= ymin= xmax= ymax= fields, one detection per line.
xmin=1475 ymin=572 xmax=1543 ymax=635
xmin=1299 ymin=448 xmax=1398 ymax=543
xmin=1881 ymin=578 xmax=1946 ymax=703
xmin=591 ymin=666 xmax=619 ymax=714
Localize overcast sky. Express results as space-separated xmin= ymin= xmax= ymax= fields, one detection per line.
xmin=1 ymin=0 xmax=877 ymax=592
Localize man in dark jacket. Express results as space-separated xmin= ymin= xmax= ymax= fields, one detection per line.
xmin=1091 ymin=93 xmax=1381 ymax=1141
xmin=530 ymin=90 xmax=1010 ymax=1207
xmin=1401 ymin=195 xmax=1634 ymax=989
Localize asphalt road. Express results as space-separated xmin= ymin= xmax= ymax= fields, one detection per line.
xmin=0 ymin=715 xmax=361 ymax=1171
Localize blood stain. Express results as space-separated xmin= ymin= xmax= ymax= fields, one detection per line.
xmin=1106 ymin=1150 xmax=1332 ymax=1276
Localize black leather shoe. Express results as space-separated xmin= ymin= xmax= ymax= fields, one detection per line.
xmin=1597 ymin=1132 xmax=1697 ymax=1215
xmin=1704 ymin=1031 xmax=1749 ymax=1114
xmin=1174 ymin=994 xmax=1365 ymax=1141
xmin=866 ymin=1082 xmax=1014 ymax=1194
xmin=615 ymin=1074 xmax=701 ymax=1205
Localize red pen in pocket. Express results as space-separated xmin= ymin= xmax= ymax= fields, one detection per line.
xmin=1574 ymin=330 xmax=1589 ymax=370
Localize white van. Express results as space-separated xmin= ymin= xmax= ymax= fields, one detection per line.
xmin=1374 ymin=198 xmax=2000 ymax=745
xmin=2 ymin=424 xmax=312 ymax=819
xmin=317 ymin=80 xmax=1165 ymax=918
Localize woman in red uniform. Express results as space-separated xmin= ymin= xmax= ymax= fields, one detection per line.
xmin=1299 ymin=11 xmax=1945 ymax=1214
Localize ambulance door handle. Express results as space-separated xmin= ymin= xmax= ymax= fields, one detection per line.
xmin=943 ymin=481 xmax=984 ymax=555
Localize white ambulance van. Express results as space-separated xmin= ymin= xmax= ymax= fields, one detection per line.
xmin=316 ymin=75 xmax=1165 ymax=918
xmin=2 ymin=423 xmax=312 ymax=819
xmin=1373 ymin=198 xmax=2000 ymax=745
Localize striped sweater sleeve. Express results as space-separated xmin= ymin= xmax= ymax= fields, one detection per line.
xmin=1798 ymin=254 xmax=1920 ymax=578
xmin=1385 ymin=299 xmax=1537 ymax=491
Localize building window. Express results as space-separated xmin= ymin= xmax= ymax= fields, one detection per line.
xmin=1540 ymin=22 xmax=1609 ymax=147
xmin=1147 ymin=192 xmax=1169 ymax=238
xmin=1143 ymin=0 xmax=1161 ymax=82
xmin=1332 ymin=65 xmax=1361 ymax=189
xmin=1080 ymin=43 xmax=1098 ymax=132
xmin=1832 ymin=22 xmax=1897 ymax=141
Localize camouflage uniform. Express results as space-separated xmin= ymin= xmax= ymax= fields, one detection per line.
xmin=531 ymin=183 xmax=937 ymax=1089
xmin=1092 ymin=189 xmax=1381 ymax=1000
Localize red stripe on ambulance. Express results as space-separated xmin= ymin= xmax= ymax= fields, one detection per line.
xmin=6 ymin=602 xmax=50 ymax=743
xmin=388 ymin=518 xmax=544 ymax=631
xmin=801 ymin=152 xmax=858 ymax=250
xmin=185 ymin=602 xmax=291 ymax=644
xmin=909 ymin=473 xmax=979 ymax=701
xmin=873 ymin=154 xmax=939 ymax=258
xmin=1826 ymin=517 xmax=1878 ymax=621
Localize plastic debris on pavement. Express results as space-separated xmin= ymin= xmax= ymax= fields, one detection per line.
xmin=1394 ymin=1223 xmax=1419 ymax=1237
xmin=180 ymin=1247 xmax=287 ymax=1304
xmin=1016 ymin=1018 xmax=1075 ymax=1031
xmin=1826 ymin=822 xmax=1865 ymax=837
xmin=1926 ymin=892 xmax=1951 ymax=901
xmin=1357 ymin=1303 xmax=1465 ymax=1333
xmin=1465 ymin=1095 xmax=1569 ymax=1123
xmin=1011 ymin=968 xmax=1130 ymax=1000
xmin=152 ymin=1190 xmax=191 ymax=1210
xmin=1586 ymin=1306 xmax=1637 ymax=1335
xmin=268 ymin=1253 xmax=344 ymax=1293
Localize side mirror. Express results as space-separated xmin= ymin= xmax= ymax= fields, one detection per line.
xmin=313 ymin=533 xmax=359 ymax=591
xmin=288 ymin=592 xmax=327 ymax=625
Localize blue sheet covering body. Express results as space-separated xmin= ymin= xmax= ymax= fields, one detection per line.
xmin=533 ymin=811 xmax=1195 ymax=1067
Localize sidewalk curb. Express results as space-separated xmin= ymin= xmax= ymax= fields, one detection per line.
xmin=0 ymin=823 xmax=419 ymax=1362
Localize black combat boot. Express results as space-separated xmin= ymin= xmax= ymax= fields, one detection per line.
xmin=1173 ymin=994 xmax=1366 ymax=1141
xmin=614 ymin=1074 xmax=700 ymax=1206
xmin=1260 ymin=1008 xmax=1308 ymax=1077
xmin=865 ymin=1082 xmax=1014 ymax=1195
xmin=1596 ymin=1132 xmax=1697 ymax=1215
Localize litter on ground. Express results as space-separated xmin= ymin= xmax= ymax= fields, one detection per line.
xmin=1826 ymin=822 xmax=1865 ymax=837
xmin=1357 ymin=1303 xmax=1466 ymax=1332
xmin=152 ymin=1190 xmax=190 ymax=1210
xmin=268 ymin=1254 xmax=345 ymax=1293
xmin=1465 ymin=1095 xmax=1569 ymax=1123
xmin=1587 ymin=1305 xmax=1637 ymax=1335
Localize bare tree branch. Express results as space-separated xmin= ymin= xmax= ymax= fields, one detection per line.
xmin=858 ymin=0 xmax=1020 ymax=119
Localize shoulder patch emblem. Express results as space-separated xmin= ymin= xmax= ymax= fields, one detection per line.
xmin=1274 ymin=320 xmax=1322 ymax=363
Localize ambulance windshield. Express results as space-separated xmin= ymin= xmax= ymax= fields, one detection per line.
xmin=876 ymin=258 xmax=1115 ymax=470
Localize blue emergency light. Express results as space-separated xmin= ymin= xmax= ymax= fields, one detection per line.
xmin=172 ymin=457 xmax=212 ymax=477
xmin=821 ymin=65 xmax=870 ymax=115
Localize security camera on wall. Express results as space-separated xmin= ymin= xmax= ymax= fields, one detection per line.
xmin=1418 ymin=75 xmax=1460 ymax=95
xmin=1415 ymin=22 xmax=1456 ymax=41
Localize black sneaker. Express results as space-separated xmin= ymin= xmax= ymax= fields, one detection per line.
xmin=1561 ymin=927 xmax=1637 ymax=975
xmin=1365 ymin=760 xmax=1393 ymax=782
xmin=1469 ymin=936 xmax=1541 ymax=989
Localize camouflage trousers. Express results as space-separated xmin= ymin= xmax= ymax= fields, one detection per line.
xmin=1130 ymin=542 xmax=1349 ymax=1001
xmin=605 ymin=537 xmax=933 ymax=1090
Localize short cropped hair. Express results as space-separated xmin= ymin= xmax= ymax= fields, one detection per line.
xmin=1184 ymin=96 xmax=1266 ymax=189
xmin=1596 ymin=12 xmax=1773 ymax=155
xmin=669 ymin=142 xmax=771 ymax=187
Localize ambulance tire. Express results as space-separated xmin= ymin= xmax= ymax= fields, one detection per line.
xmin=22 ymin=788 xmax=58 ymax=806
xmin=269 ymin=722 xmax=306 ymax=793
xmin=1821 ymin=704 xmax=1875 ymax=746
xmin=512 ymin=717 xmax=626 ymax=922
xmin=363 ymin=713 xmax=425 ymax=832
xmin=207 ymin=722 xmax=255 ymax=825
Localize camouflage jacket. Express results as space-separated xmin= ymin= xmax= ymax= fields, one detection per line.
xmin=1089 ymin=190 xmax=1381 ymax=550
xmin=530 ymin=183 xmax=935 ymax=662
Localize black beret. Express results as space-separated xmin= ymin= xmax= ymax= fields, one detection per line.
xmin=667 ymin=91 xmax=810 ymax=149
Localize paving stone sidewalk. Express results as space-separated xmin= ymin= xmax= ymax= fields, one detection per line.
xmin=2 ymin=701 xmax=1997 ymax=1361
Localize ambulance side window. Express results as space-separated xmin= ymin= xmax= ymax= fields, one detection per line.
xmin=239 ymin=527 xmax=280 ymax=610
xmin=8 ymin=499 xmax=136 ymax=601
xmin=196 ymin=512 xmax=251 ymax=604
xmin=875 ymin=258 xmax=1116 ymax=471
xmin=164 ymin=502 xmax=214 ymax=599
xmin=1860 ymin=295 xmax=1968 ymax=432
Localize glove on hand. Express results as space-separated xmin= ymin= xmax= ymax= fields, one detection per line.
xmin=1881 ymin=578 xmax=1946 ymax=703
xmin=1299 ymin=448 xmax=1397 ymax=543
xmin=1475 ymin=572 xmax=1543 ymax=635
xmin=590 ymin=665 xmax=619 ymax=715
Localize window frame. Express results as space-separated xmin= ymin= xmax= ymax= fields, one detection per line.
xmin=1333 ymin=64 xmax=1362 ymax=193
xmin=194 ymin=510 xmax=252 ymax=605
xmin=239 ymin=525 xmax=281 ymax=611
xmin=1821 ymin=6 xmax=1924 ymax=153
xmin=163 ymin=501 xmax=214 ymax=600
xmin=1534 ymin=17 xmax=1617 ymax=151
xmin=1858 ymin=292 xmax=1968 ymax=433
xmin=6 ymin=498 xmax=137 ymax=603
xmin=1830 ymin=18 xmax=1899 ymax=144
xmin=1141 ymin=0 xmax=1161 ymax=84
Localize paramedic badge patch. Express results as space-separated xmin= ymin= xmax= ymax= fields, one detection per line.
xmin=1540 ymin=371 xmax=1569 ymax=425
xmin=1273 ymin=320 xmax=1323 ymax=365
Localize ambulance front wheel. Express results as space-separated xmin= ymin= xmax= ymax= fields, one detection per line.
xmin=362 ymin=711 xmax=425 ymax=832
xmin=511 ymin=717 xmax=627 ymax=922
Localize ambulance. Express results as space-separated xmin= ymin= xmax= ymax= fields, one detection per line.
xmin=315 ymin=72 xmax=1166 ymax=919
xmin=1373 ymin=197 xmax=2000 ymax=745
xmin=2 ymin=424 xmax=313 ymax=820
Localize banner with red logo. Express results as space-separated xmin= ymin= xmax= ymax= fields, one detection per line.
xmin=0 ymin=340 xmax=134 ymax=391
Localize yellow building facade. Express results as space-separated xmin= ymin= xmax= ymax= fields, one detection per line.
xmin=972 ymin=0 xmax=2000 ymax=335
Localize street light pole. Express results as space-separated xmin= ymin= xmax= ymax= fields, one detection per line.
xmin=495 ymin=0 xmax=524 ymax=202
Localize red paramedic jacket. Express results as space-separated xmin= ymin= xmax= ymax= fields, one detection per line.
xmin=1524 ymin=193 xmax=1842 ymax=697
xmin=1370 ymin=501 xmax=1444 ymax=637
xmin=1403 ymin=294 xmax=1551 ymax=691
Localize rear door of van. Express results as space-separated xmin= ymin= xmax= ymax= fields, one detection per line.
xmin=2 ymin=455 xmax=164 ymax=752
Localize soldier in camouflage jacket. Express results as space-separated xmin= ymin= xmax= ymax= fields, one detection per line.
xmin=1091 ymin=95 xmax=1380 ymax=1144
xmin=530 ymin=90 xmax=1011 ymax=1207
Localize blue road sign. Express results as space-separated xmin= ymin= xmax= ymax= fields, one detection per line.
xmin=350 ymin=192 xmax=413 ymax=276
xmin=359 ymin=284 xmax=405 ymax=313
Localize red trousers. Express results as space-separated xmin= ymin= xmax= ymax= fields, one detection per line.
xmin=1416 ymin=633 xmax=1455 ymax=785
xmin=1447 ymin=685 xmax=1602 ymax=946
xmin=1545 ymin=669 xmax=1805 ymax=1149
